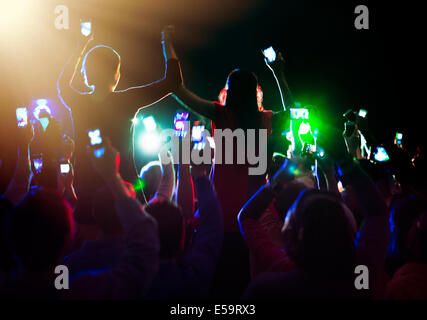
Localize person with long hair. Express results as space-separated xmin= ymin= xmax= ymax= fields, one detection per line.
xmin=162 ymin=26 xmax=291 ymax=298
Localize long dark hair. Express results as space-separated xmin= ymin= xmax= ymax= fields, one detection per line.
xmin=218 ymin=69 xmax=263 ymax=129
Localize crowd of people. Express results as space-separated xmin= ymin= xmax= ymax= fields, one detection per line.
xmin=1 ymin=26 xmax=426 ymax=300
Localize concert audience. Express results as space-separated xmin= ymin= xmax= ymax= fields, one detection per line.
xmin=1 ymin=26 xmax=427 ymax=302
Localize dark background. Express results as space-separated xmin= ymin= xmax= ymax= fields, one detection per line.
xmin=0 ymin=0 xmax=423 ymax=188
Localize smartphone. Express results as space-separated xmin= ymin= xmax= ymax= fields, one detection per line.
xmin=192 ymin=125 xmax=205 ymax=142
xmin=81 ymin=21 xmax=92 ymax=37
xmin=87 ymin=129 xmax=103 ymax=146
xmin=60 ymin=163 xmax=70 ymax=174
xmin=262 ymin=46 xmax=276 ymax=63
xmin=87 ymin=129 xmax=104 ymax=158
xmin=174 ymin=112 xmax=189 ymax=137
xmin=16 ymin=107 xmax=28 ymax=128
xmin=290 ymin=108 xmax=309 ymax=120
xmin=192 ymin=125 xmax=206 ymax=150
xmin=395 ymin=132 xmax=403 ymax=145
xmin=374 ymin=146 xmax=390 ymax=162
xmin=32 ymin=156 xmax=43 ymax=174
xmin=358 ymin=109 xmax=368 ymax=118
xmin=38 ymin=110 xmax=51 ymax=132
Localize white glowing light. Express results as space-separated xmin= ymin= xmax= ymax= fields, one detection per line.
xmin=138 ymin=132 xmax=161 ymax=154
xmin=143 ymin=116 xmax=157 ymax=132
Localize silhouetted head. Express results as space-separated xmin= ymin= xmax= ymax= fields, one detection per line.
xmin=140 ymin=161 xmax=162 ymax=202
xmin=92 ymin=182 xmax=136 ymax=237
xmin=408 ymin=211 xmax=427 ymax=263
xmin=6 ymin=189 xmax=74 ymax=272
xmin=144 ymin=200 xmax=185 ymax=260
xmin=82 ymin=45 xmax=121 ymax=93
xmin=281 ymin=189 xmax=357 ymax=276
xmin=388 ymin=194 xmax=426 ymax=259
xmin=219 ymin=69 xmax=264 ymax=114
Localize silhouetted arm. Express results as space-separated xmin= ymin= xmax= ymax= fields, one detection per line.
xmin=172 ymin=87 xmax=217 ymax=121
xmin=4 ymin=144 xmax=32 ymax=205
xmin=57 ymin=37 xmax=93 ymax=108
xmin=176 ymin=163 xmax=195 ymax=220
xmin=266 ymin=52 xmax=295 ymax=110
xmin=161 ymin=25 xmax=217 ymax=120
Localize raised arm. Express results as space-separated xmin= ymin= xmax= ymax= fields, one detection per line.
xmin=57 ymin=35 xmax=93 ymax=107
xmin=176 ymin=162 xmax=195 ymax=221
xmin=161 ymin=26 xmax=217 ymax=121
xmin=66 ymin=140 xmax=160 ymax=299
xmin=266 ymin=52 xmax=295 ymax=110
xmin=173 ymin=87 xmax=217 ymax=121
xmin=149 ymin=148 xmax=176 ymax=203
xmin=180 ymin=176 xmax=223 ymax=295
xmin=4 ymin=125 xmax=34 ymax=205
xmin=115 ymin=26 xmax=183 ymax=110
xmin=320 ymin=126 xmax=389 ymax=298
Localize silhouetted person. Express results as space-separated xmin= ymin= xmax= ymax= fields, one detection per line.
xmin=57 ymin=32 xmax=181 ymax=221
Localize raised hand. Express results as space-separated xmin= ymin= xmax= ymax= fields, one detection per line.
xmin=267 ymin=51 xmax=286 ymax=73
xmin=161 ymin=25 xmax=175 ymax=43
xmin=16 ymin=123 xmax=34 ymax=150
xmin=87 ymin=138 xmax=120 ymax=181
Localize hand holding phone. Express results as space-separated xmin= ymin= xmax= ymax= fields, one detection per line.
xmin=263 ymin=46 xmax=277 ymax=63
xmin=16 ymin=107 xmax=28 ymax=128
xmin=192 ymin=125 xmax=206 ymax=150
xmin=60 ymin=163 xmax=71 ymax=175
xmin=395 ymin=132 xmax=403 ymax=146
xmin=87 ymin=128 xmax=105 ymax=158
xmin=32 ymin=155 xmax=43 ymax=174
xmin=174 ymin=112 xmax=189 ymax=137
xmin=290 ymin=108 xmax=309 ymax=120
xmin=81 ymin=20 xmax=92 ymax=37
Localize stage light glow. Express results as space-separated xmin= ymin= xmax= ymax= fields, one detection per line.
xmin=0 ymin=1 xmax=35 ymax=33
xmin=143 ymin=116 xmax=157 ymax=132
xmin=138 ymin=132 xmax=161 ymax=154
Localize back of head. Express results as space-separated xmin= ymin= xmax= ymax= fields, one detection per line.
xmin=92 ymin=186 xmax=122 ymax=236
xmin=82 ymin=45 xmax=121 ymax=92
xmin=7 ymin=189 xmax=74 ymax=272
xmin=390 ymin=194 xmax=425 ymax=236
xmin=408 ymin=211 xmax=427 ymax=263
xmin=221 ymin=69 xmax=262 ymax=123
xmin=282 ymin=190 xmax=356 ymax=277
xmin=144 ymin=200 xmax=185 ymax=259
